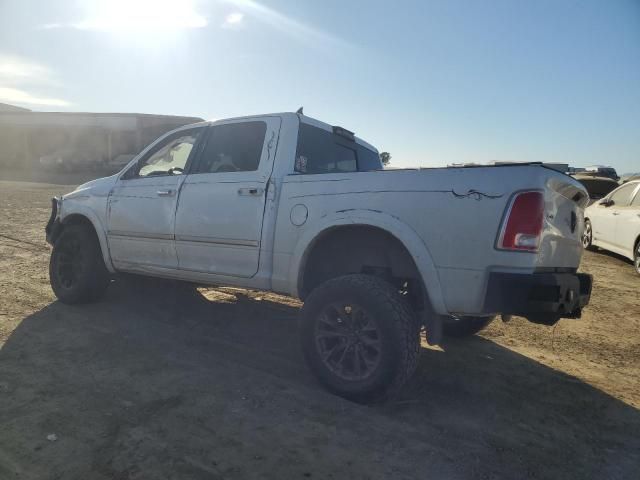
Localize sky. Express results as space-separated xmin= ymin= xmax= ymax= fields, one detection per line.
xmin=0 ymin=0 xmax=638 ymax=172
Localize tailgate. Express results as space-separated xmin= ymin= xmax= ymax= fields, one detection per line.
xmin=537 ymin=172 xmax=589 ymax=269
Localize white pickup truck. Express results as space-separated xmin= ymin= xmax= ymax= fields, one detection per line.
xmin=46 ymin=112 xmax=592 ymax=401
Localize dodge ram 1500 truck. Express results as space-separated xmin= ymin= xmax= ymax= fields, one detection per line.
xmin=46 ymin=112 xmax=592 ymax=402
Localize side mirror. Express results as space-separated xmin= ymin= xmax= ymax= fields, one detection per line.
xmin=600 ymin=199 xmax=614 ymax=207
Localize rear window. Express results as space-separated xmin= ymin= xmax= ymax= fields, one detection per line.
xmin=295 ymin=123 xmax=381 ymax=174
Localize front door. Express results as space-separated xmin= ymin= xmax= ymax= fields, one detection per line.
xmin=591 ymin=184 xmax=635 ymax=252
xmin=175 ymin=117 xmax=281 ymax=278
xmin=590 ymin=201 xmax=618 ymax=249
xmin=595 ymin=182 xmax=638 ymax=252
xmin=107 ymin=126 xmax=204 ymax=270
xmin=613 ymin=183 xmax=640 ymax=257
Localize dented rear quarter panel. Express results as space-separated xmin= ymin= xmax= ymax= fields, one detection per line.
xmin=273 ymin=166 xmax=587 ymax=315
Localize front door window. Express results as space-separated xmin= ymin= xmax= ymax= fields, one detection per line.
xmin=128 ymin=129 xmax=201 ymax=178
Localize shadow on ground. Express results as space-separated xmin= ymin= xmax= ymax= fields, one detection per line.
xmin=1 ymin=278 xmax=638 ymax=479
xmin=588 ymin=246 xmax=636 ymax=269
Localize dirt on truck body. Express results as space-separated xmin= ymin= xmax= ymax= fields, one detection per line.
xmin=1 ymin=179 xmax=639 ymax=479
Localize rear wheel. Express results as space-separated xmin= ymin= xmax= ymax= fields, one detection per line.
xmin=583 ymin=219 xmax=594 ymax=250
xmin=49 ymin=224 xmax=110 ymax=304
xmin=442 ymin=315 xmax=495 ymax=338
xmin=300 ymin=274 xmax=420 ymax=403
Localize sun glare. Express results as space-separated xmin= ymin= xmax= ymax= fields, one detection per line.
xmin=224 ymin=12 xmax=244 ymax=26
xmin=74 ymin=0 xmax=207 ymax=32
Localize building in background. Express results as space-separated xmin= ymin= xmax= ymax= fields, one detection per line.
xmin=0 ymin=103 xmax=203 ymax=173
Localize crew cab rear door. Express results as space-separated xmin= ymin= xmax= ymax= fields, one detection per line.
xmin=174 ymin=117 xmax=281 ymax=278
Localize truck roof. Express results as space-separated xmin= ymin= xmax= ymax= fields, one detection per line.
xmin=200 ymin=112 xmax=378 ymax=153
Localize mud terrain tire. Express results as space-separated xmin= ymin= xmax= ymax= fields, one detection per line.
xmin=49 ymin=224 xmax=110 ymax=304
xmin=300 ymin=274 xmax=420 ymax=403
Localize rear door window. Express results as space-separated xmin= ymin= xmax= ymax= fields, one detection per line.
xmin=193 ymin=121 xmax=267 ymax=174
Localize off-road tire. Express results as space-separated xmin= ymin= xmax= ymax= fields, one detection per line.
xmin=442 ymin=315 xmax=495 ymax=338
xmin=49 ymin=224 xmax=110 ymax=304
xmin=300 ymin=274 xmax=420 ymax=403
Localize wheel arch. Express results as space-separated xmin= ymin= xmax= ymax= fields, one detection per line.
xmin=291 ymin=211 xmax=447 ymax=315
xmin=59 ymin=209 xmax=115 ymax=273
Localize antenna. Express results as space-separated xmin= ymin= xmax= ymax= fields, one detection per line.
xmin=296 ymin=107 xmax=304 ymax=115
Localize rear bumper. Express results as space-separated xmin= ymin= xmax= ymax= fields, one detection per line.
xmin=483 ymin=271 xmax=592 ymax=325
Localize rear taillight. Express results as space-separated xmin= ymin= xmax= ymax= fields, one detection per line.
xmin=497 ymin=191 xmax=544 ymax=252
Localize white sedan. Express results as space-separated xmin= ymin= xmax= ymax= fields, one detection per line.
xmin=583 ymin=180 xmax=640 ymax=274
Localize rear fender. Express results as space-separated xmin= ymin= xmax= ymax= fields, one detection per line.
xmin=290 ymin=209 xmax=447 ymax=315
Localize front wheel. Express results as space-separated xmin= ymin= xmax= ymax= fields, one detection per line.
xmin=442 ymin=315 xmax=495 ymax=338
xmin=49 ymin=224 xmax=110 ymax=304
xmin=300 ymin=274 xmax=421 ymax=403
xmin=634 ymin=241 xmax=640 ymax=276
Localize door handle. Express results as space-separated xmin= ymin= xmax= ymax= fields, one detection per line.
xmin=157 ymin=189 xmax=175 ymax=197
xmin=612 ymin=212 xmax=620 ymax=216
xmin=238 ymin=187 xmax=264 ymax=196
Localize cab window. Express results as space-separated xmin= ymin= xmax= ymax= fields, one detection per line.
xmin=295 ymin=123 xmax=381 ymax=174
xmin=127 ymin=128 xmax=202 ymax=178
xmin=193 ymin=121 xmax=267 ymax=174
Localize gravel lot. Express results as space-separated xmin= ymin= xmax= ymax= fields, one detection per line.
xmin=1 ymin=179 xmax=639 ymax=480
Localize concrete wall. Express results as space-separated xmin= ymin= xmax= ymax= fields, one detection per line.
xmin=0 ymin=112 xmax=203 ymax=173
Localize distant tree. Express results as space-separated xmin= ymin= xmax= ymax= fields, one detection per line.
xmin=380 ymin=151 xmax=391 ymax=166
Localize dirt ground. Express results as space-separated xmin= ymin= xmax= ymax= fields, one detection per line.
xmin=1 ymin=178 xmax=639 ymax=480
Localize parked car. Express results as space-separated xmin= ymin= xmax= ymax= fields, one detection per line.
xmin=45 ymin=112 xmax=593 ymax=401
xmin=40 ymin=147 xmax=105 ymax=172
xmin=583 ymin=165 xmax=620 ymax=181
xmin=583 ymin=180 xmax=640 ymax=275
xmin=108 ymin=153 xmax=137 ymax=171
xmin=39 ymin=148 xmax=81 ymax=172
xmin=572 ymin=174 xmax=619 ymax=204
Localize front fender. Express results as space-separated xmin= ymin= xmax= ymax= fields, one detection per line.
xmin=59 ymin=202 xmax=115 ymax=274
xmin=289 ymin=209 xmax=447 ymax=315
